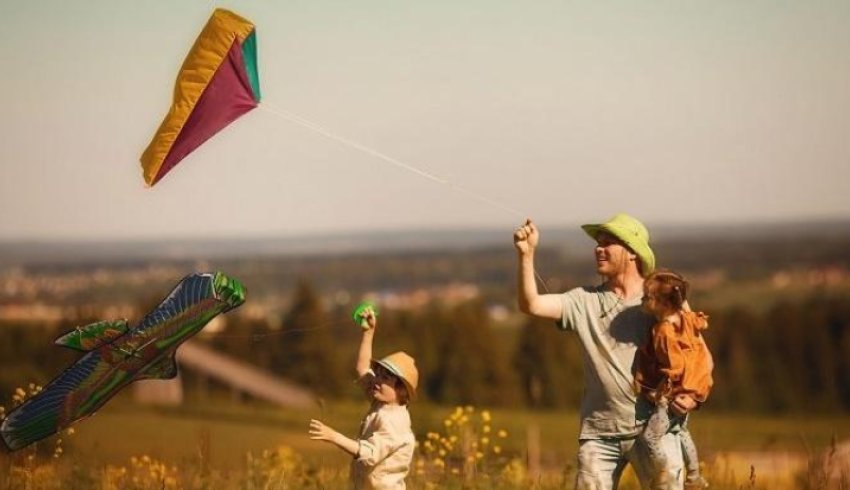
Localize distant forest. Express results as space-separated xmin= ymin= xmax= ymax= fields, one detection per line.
xmin=2 ymin=282 xmax=849 ymax=413
xmin=1 ymin=228 xmax=849 ymax=412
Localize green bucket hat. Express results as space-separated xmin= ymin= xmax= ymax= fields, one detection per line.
xmin=581 ymin=213 xmax=656 ymax=275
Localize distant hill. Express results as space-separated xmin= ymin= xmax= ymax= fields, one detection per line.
xmin=1 ymin=218 xmax=848 ymax=266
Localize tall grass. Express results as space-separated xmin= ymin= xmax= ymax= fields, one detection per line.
xmin=2 ymin=395 xmax=849 ymax=489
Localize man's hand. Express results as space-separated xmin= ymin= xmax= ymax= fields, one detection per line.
xmin=308 ymin=419 xmax=339 ymax=443
xmin=513 ymin=219 xmax=539 ymax=254
xmin=670 ymin=394 xmax=697 ymax=415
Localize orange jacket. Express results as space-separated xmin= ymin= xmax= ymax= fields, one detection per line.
xmin=635 ymin=311 xmax=714 ymax=403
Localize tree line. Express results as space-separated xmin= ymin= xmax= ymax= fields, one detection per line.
xmin=210 ymin=281 xmax=850 ymax=412
xmin=1 ymin=281 xmax=849 ymax=413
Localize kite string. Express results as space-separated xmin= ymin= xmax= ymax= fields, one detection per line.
xmin=258 ymin=103 xmax=551 ymax=294
xmin=208 ymin=316 xmax=351 ymax=341
xmin=259 ymin=104 xmax=528 ymax=220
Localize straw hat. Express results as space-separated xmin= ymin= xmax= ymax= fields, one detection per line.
xmin=372 ymin=351 xmax=419 ymax=400
xmin=581 ymin=213 xmax=656 ymax=275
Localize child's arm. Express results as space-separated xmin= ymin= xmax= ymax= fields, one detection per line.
xmin=653 ymin=322 xmax=686 ymax=381
xmin=309 ymin=419 xmax=360 ymax=457
xmin=355 ymin=308 xmax=377 ymax=378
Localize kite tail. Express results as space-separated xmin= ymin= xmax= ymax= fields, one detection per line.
xmin=1 ymin=354 xmax=100 ymax=451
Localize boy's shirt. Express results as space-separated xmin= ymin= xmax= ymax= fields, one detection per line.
xmin=351 ymin=370 xmax=415 ymax=490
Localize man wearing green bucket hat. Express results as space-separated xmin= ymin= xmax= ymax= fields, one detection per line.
xmin=514 ymin=213 xmax=696 ymax=490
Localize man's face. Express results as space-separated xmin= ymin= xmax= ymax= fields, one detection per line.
xmin=594 ymin=232 xmax=635 ymax=277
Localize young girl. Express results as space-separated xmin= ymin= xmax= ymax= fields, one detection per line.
xmin=308 ymin=306 xmax=418 ymax=490
xmin=636 ymin=270 xmax=713 ymax=489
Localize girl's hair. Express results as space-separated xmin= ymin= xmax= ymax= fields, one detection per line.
xmin=645 ymin=269 xmax=690 ymax=310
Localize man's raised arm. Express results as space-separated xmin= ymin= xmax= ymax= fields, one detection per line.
xmin=514 ymin=219 xmax=563 ymax=320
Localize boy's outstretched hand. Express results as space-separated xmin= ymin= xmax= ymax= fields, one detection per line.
xmin=309 ymin=418 xmax=360 ymax=457
xmin=308 ymin=419 xmax=336 ymax=442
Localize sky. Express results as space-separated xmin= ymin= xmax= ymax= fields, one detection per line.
xmin=1 ymin=0 xmax=848 ymax=241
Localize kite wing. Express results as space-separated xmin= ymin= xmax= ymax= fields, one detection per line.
xmin=0 ymin=272 xmax=246 ymax=451
xmin=140 ymin=9 xmax=261 ymax=187
xmin=0 ymin=351 xmax=112 ymax=451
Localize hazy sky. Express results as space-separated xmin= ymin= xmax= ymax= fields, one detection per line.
xmin=1 ymin=1 xmax=848 ymax=241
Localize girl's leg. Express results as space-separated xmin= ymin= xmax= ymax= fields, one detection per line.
xmin=630 ymin=432 xmax=684 ymax=490
xmin=640 ymin=399 xmax=672 ymax=481
xmin=680 ymin=427 xmax=709 ymax=488
xmin=679 ymin=427 xmax=699 ymax=478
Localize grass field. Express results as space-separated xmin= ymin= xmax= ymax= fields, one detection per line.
xmin=3 ymin=396 xmax=849 ymax=489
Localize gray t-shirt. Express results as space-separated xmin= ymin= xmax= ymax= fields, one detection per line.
xmin=558 ymin=285 xmax=654 ymax=439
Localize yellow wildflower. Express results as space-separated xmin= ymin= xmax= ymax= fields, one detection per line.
xmin=480 ymin=437 xmax=490 ymax=446
xmin=498 ymin=429 xmax=508 ymax=438
xmin=493 ymin=445 xmax=502 ymax=454
xmin=481 ymin=410 xmax=491 ymax=422
xmin=483 ymin=425 xmax=491 ymax=434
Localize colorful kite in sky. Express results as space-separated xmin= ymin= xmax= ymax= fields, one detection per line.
xmin=0 ymin=272 xmax=246 ymax=451
xmin=140 ymin=9 xmax=261 ymax=187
